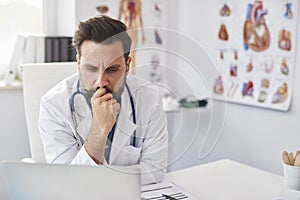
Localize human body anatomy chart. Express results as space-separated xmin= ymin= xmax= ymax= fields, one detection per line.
xmin=213 ymin=0 xmax=299 ymax=111
xmin=76 ymin=0 xmax=167 ymax=83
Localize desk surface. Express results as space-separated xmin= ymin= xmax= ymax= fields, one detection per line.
xmin=166 ymin=159 xmax=283 ymax=200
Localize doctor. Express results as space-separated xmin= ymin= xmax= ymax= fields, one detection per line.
xmin=38 ymin=15 xmax=168 ymax=185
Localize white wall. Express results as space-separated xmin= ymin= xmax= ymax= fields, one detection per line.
xmin=163 ymin=0 xmax=229 ymax=172
xmin=43 ymin=0 xmax=76 ymax=36
xmin=170 ymin=0 xmax=300 ymax=175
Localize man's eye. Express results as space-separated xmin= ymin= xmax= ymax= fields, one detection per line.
xmin=107 ymin=67 xmax=118 ymax=73
xmin=86 ymin=66 xmax=98 ymax=72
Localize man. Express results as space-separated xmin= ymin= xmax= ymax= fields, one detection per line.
xmin=38 ymin=15 xmax=168 ymax=185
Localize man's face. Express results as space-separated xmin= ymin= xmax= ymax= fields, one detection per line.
xmin=77 ymin=40 xmax=131 ymax=104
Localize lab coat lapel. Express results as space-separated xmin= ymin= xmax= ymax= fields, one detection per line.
xmin=74 ymin=92 xmax=92 ymax=142
xmin=109 ymin=87 xmax=137 ymax=164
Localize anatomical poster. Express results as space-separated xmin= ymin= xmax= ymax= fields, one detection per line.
xmin=75 ymin=0 xmax=168 ymax=85
xmin=213 ymin=0 xmax=299 ymax=111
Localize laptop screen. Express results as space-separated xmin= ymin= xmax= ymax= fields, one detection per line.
xmin=3 ymin=161 xmax=141 ymax=200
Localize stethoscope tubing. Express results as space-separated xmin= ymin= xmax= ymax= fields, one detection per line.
xmin=70 ymin=79 xmax=136 ymax=148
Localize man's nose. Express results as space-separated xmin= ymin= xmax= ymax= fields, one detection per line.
xmin=96 ymin=72 xmax=108 ymax=87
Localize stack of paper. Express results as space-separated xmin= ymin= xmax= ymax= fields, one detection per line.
xmin=141 ymin=180 xmax=199 ymax=200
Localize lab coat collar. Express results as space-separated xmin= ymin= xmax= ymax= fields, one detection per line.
xmin=109 ymin=84 xmax=137 ymax=164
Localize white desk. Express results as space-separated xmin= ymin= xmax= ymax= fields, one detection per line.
xmin=166 ymin=159 xmax=283 ymax=200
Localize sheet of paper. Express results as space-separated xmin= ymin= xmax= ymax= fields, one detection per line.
xmin=141 ymin=180 xmax=200 ymax=200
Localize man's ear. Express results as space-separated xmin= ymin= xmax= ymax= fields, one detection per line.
xmin=125 ymin=56 xmax=131 ymax=73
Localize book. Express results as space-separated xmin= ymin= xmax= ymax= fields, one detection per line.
xmin=4 ymin=35 xmax=75 ymax=84
xmin=35 ymin=35 xmax=45 ymax=63
xmin=60 ymin=37 xmax=70 ymax=62
xmin=44 ymin=36 xmax=75 ymax=62
xmin=52 ymin=37 xmax=60 ymax=62
xmin=23 ymin=35 xmax=36 ymax=63
xmin=45 ymin=37 xmax=53 ymax=62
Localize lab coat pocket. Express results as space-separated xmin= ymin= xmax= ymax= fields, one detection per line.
xmin=115 ymin=145 xmax=141 ymax=165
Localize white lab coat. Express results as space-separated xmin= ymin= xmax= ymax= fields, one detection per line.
xmin=38 ymin=73 xmax=168 ymax=185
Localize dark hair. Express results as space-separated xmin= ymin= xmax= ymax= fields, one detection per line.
xmin=72 ymin=15 xmax=132 ymax=61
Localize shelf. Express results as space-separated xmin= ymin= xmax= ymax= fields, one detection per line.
xmin=0 ymin=80 xmax=22 ymax=90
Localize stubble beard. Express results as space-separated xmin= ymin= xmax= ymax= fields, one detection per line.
xmin=79 ymin=75 xmax=127 ymax=109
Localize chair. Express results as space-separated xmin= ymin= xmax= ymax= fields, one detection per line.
xmin=22 ymin=62 xmax=77 ymax=163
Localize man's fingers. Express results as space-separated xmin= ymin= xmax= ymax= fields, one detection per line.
xmin=93 ymin=92 xmax=113 ymax=104
xmin=93 ymin=98 xmax=119 ymax=111
xmin=93 ymin=87 xmax=110 ymax=98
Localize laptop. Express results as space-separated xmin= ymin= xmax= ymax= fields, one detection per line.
xmin=2 ymin=161 xmax=141 ymax=200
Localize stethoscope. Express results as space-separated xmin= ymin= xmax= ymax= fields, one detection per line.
xmin=69 ymin=79 xmax=137 ymax=148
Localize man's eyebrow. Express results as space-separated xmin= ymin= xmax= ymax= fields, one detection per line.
xmin=83 ymin=63 xmax=97 ymax=68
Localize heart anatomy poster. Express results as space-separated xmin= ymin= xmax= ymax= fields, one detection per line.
xmin=213 ymin=0 xmax=299 ymax=111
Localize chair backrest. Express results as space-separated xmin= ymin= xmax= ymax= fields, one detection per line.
xmin=22 ymin=62 xmax=77 ymax=162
